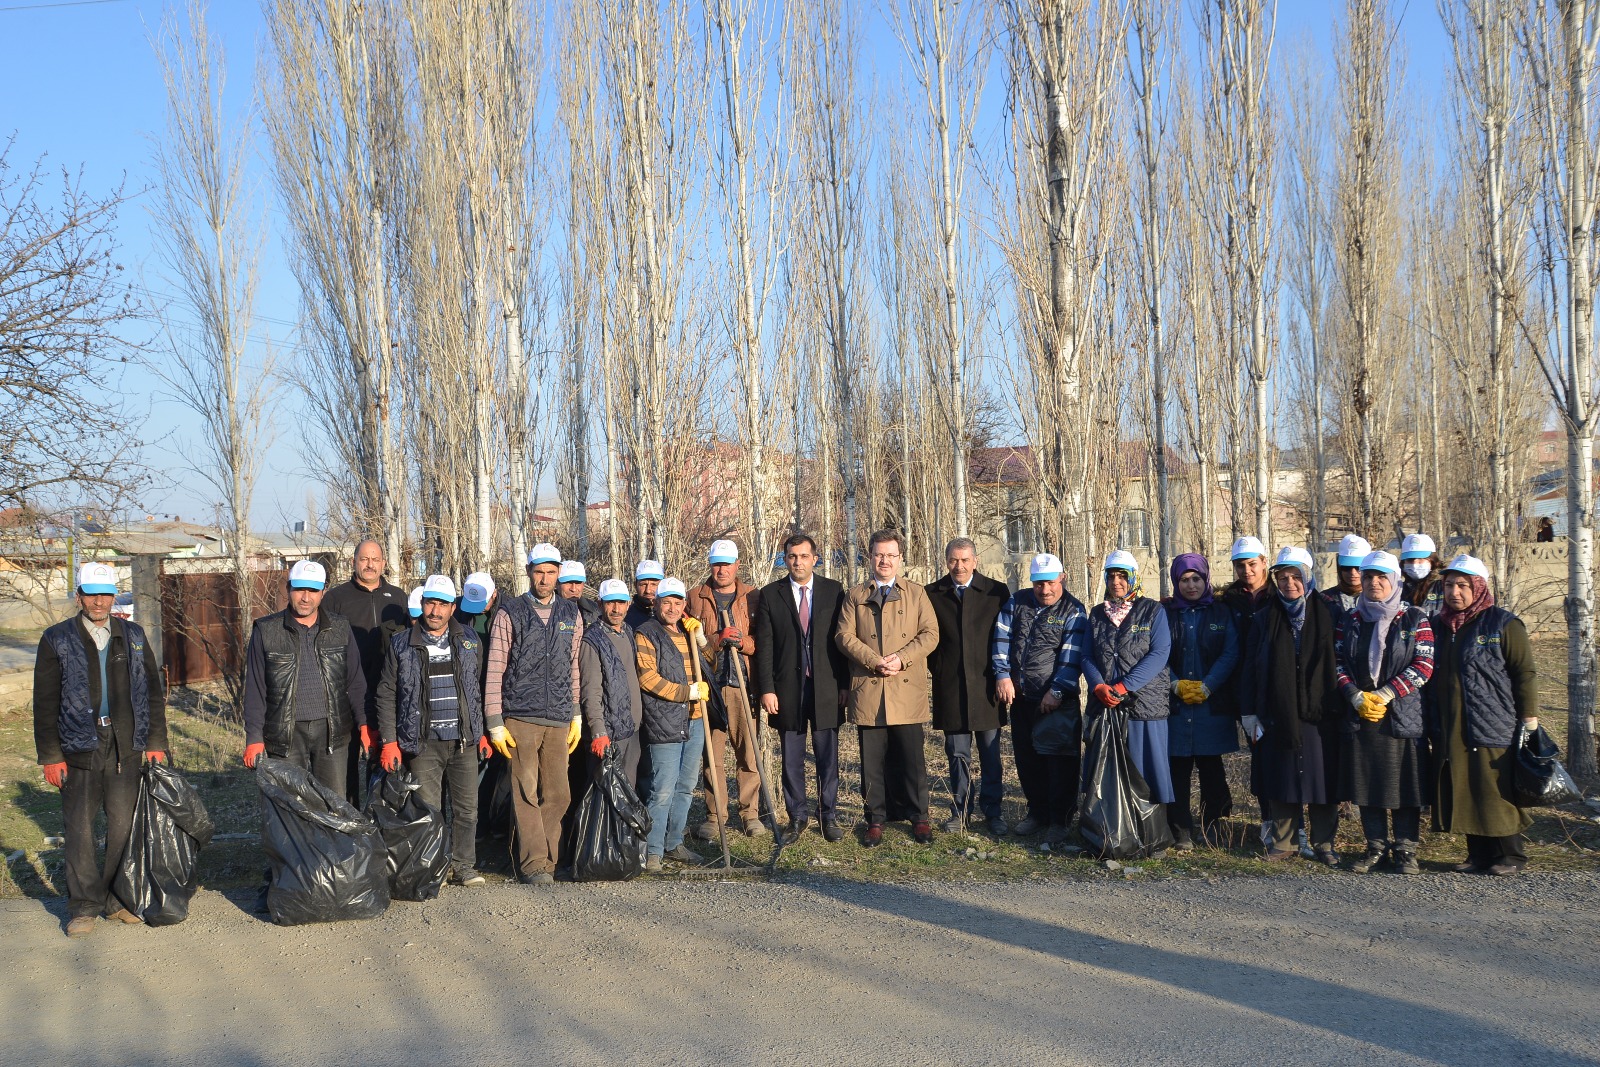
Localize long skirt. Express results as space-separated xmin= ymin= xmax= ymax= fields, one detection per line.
xmin=1340 ymin=722 xmax=1426 ymax=808
xmin=1252 ymin=721 xmax=1339 ymax=805
xmin=1126 ymin=719 xmax=1175 ymax=805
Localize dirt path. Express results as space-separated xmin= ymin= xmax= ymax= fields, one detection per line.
xmin=4 ymin=870 xmax=1597 ymax=1067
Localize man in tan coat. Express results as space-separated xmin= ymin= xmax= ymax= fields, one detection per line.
xmin=687 ymin=539 xmax=768 ymax=839
xmin=835 ymin=529 xmax=940 ymax=846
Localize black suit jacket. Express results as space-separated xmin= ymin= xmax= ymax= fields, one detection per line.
xmin=752 ymin=574 xmax=849 ymax=732
xmin=925 ymin=571 xmax=1010 ymax=733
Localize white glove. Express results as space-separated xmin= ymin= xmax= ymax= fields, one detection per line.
xmin=688 ymin=681 xmax=710 ymax=702
xmin=1240 ymin=714 xmax=1263 ymax=741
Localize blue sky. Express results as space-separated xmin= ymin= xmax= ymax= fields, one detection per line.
xmin=2 ymin=0 xmax=1456 ymax=528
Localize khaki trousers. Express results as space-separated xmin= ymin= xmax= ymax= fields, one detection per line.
xmin=701 ymin=685 xmax=765 ymax=830
xmin=505 ymin=718 xmax=572 ymax=877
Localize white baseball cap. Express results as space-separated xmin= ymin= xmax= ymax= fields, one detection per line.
xmin=421 ymin=574 xmax=457 ymax=602
xmin=1336 ymin=534 xmax=1373 ymax=568
xmin=77 ymin=562 xmax=118 ymax=595
xmin=598 ymin=578 xmax=631 ymax=602
xmin=1029 ymin=553 xmax=1063 ymax=582
xmin=1443 ymin=553 xmax=1490 ymax=581
xmin=708 ymin=539 xmax=739 ymax=564
xmin=460 ymin=572 xmax=495 ymax=614
xmin=1103 ymin=549 xmax=1139 ymax=578
xmin=655 ymin=576 xmax=687 ymax=599
xmin=635 ymin=559 xmax=665 ymax=581
xmin=1360 ymin=550 xmax=1400 ymax=577
xmin=1271 ymin=546 xmax=1314 ymax=581
xmin=558 ymin=560 xmax=587 ymax=584
xmin=288 ymin=560 xmax=327 ymax=590
xmin=1230 ymin=536 xmax=1267 ymax=561
xmin=527 ymin=543 xmax=561 ymax=567
xmin=407 ymin=586 xmax=424 ymax=618
xmin=1399 ymin=533 xmax=1436 ymax=561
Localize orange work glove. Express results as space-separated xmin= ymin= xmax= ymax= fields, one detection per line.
xmin=380 ymin=742 xmax=402 ymax=773
xmin=717 ymin=627 xmax=742 ymax=647
xmin=590 ymin=735 xmax=611 ymax=758
xmin=143 ymin=750 xmax=166 ymax=763
xmin=1092 ymin=682 xmax=1127 ymax=707
xmin=42 ymin=762 xmax=68 ymax=788
xmin=243 ymin=742 xmax=266 ymax=768
xmin=477 ymin=736 xmax=492 ymax=760
xmin=358 ymin=724 xmax=375 ymax=755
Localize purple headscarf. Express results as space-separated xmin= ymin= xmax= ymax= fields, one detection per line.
xmin=1170 ymin=553 xmax=1214 ymax=606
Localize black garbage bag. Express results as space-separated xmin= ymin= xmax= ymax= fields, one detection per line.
xmin=257 ymin=757 xmax=389 ymax=925
xmin=572 ymin=748 xmax=653 ymax=882
xmin=1513 ymin=725 xmax=1582 ymax=808
xmin=365 ymin=768 xmax=450 ymax=901
xmin=111 ymin=760 xmax=215 ymax=926
xmin=1031 ymin=707 xmax=1081 ymax=757
xmin=476 ymin=753 xmax=512 ymax=841
xmin=1078 ymin=707 xmax=1174 ymax=860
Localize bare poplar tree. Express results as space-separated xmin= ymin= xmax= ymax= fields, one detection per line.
xmin=1522 ymin=0 xmax=1599 ymax=774
xmin=150 ymin=0 xmax=276 ymax=706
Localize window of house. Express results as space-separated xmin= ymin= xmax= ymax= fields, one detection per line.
xmin=1119 ymin=509 xmax=1151 ymax=549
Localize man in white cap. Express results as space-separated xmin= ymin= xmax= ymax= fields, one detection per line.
xmin=836 ymin=529 xmax=941 ymax=846
xmin=626 ymin=559 xmax=665 ymax=629
xmin=752 ymin=532 xmax=850 ymax=843
xmin=687 ymin=538 xmax=768 ymax=839
xmin=557 ymin=559 xmax=600 ymax=625
xmin=483 ymin=542 xmax=584 ymax=884
xmin=578 ymin=578 xmax=645 ymax=784
xmin=374 ymin=575 xmax=489 ymax=886
xmin=1320 ymin=534 xmax=1371 ymax=616
xmin=991 ymin=552 xmax=1091 ymax=842
xmin=34 ymin=562 xmax=167 ymax=936
xmin=241 ymin=560 xmax=368 ymax=795
xmin=322 ymin=538 xmax=409 ymax=804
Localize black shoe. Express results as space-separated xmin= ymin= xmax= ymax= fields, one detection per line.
xmin=1351 ymin=849 xmax=1387 ymax=874
xmin=1172 ymin=829 xmax=1195 ymax=853
xmin=986 ymin=816 xmax=1009 ymax=837
xmin=940 ymin=814 xmax=965 ymax=833
xmin=913 ymin=821 xmax=933 ymax=844
xmin=519 ymin=871 xmax=555 ymax=885
xmin=863 ymin=823 xmax=883 ymax=848
xmin=821 ymin=819 xmax=845 ymax=843
xmin=783 ymin=818 xmax=810 ymax=845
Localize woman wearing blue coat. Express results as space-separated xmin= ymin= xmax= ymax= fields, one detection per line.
xmin=1163 ymin=553 xmax=1241 ymax=851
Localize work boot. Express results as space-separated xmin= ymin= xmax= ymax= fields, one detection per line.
xmin=821 ymin=820 xmax=845 ymax=843
xmin=1013 ymin=815 xmax=1041 ymax=836
xmin=1351 ymin=847 xmax=1387 ymax=874
xmin=664 ymin=845 xmax=700 ymax=864
xmin=694 ymin=822 xmax=716 ymax=841
xmin=1393 ymin=850 xmax=1420 ymax=876
xmin=986 ymin=816 xmax=1009 ymax=837
xmin=744 ymin=819 xmax=770 ymax=838
xmin=940 ymin=814 xmax=965 ymax=834
xmin=65 ymin=916 xmax=95 ymax=938
xmin=1043 ymin=824 xmax=1070 ymax=845
xmin=1172 ymin=828 xmax=1195 ymax=853
xmin=106 ymin=908 xmax=142 ymax=925
xmin=643 ymin=855 xmax=663 ymax=873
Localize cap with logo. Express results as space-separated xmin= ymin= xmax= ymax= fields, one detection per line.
xmin=1271 ymin=546 xmax=1315 ymax=581
xmin=77 ymin=562 xmax=118 ymax=596
xmin=1230 ymin=536 xmax=1267 ymax=561
xmin=598 ymin=578 xmax=631 ymax=602
xmin=635 ymin=559 xmax=665 ymax=581
xmin=1442 ymin=553 xmax=1490 ymax=581
xmin=1029 ymin=553 xmax=1063 ymax=582
xmin=708 ymin=540 xmax=739 ymax=565
xmin=1103 ymin=549 xmax=1139 ymax=579
xmin=408 ymin=586 xmax=424 ymax=619
xmin=288 ymin=560 xmax=327 ymax=590
xmin=655 ymin=576 xmax=687 ymax=599
xmin=1359 ymin=550 xmax=1400 ymax=577
xmin=527 ymin=543 xmax=561 ymax=567
xmin=460 ymin=572 xmax=496 ymax=614
xmin=1399 ymin=533 xmax=1436 ymax=561
xmin=1336 ymin=534 xmax=1373 ymax=568
xmin=558 ymin=560 xmax=586 ymax=584
xmin=421 ymin=574 xmax=458 ymax=602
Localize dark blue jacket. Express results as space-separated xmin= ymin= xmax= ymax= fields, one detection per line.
xmin=1163 ymin=599 xmax=1240 ymax=718
xmin=1335 ymin=606 xmax=1433 ymax=740
xmin=583 ymin=623 xmax=638 ymax=743
xmin=34 ymin=616 xmax=164 ymax=762
xmin=497 ymin=594 xmax=581 ymax=726
xmin=990 ymin=589 xmax=1090 ymax=702
xmin=1083 ymin=598 xmax=1171 ymax=721
xmin=1429 ymin=607 xmax=1531 ymax=748
xmin=376 ymin=619 xmax=485 ymax=753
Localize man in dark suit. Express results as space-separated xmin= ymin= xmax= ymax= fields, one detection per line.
xmin=752 ymin=532 xmax=850 ymax=844
xmin=926 ymin=537 xmax=1011 ymax=835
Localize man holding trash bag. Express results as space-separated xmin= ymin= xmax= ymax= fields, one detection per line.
xmin=991 ymin=553 xmax=1091 ymax=845
xmin=34 ymin=561 xmax=168 ymax=937
xmin=241 ymin=560 xmax=368 ymax=794
xmin=484 ymin=542 xmax=584 ymax=884
xmin=375 ymin=574 xmax=489 ymax=887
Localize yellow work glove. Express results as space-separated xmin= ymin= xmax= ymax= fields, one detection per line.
xmin=1176 ymin=680 xmax=1207 ymax=705
xmin=681 ymin=615 xmax=707 ymax=648
xmin=487 ymin=725 xmax=517 ymax=758
xmin=1358 ymin=692 xmax=1388 ymax=723
xmin=688 ymin=680 xmax=711 ymax=703
xmin=566 ymin=718 xmax=582 ymax=754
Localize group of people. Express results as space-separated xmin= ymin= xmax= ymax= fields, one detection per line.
xmin=32 ymin=524 xmax=1545 ymax=937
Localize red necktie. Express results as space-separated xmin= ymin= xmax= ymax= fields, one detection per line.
xmin=799 ymin=586 xmax=812 ymax=678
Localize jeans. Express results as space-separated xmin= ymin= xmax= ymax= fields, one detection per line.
xmin=407 ymin=738 xmax=480 ymax=871
xmin=944 ymin=729 xmax=1003 ymax=820
xmin=61 ymin=733 xmax=142 ymax=919
xmin=646 ymin=718 xmax=705 ymax=857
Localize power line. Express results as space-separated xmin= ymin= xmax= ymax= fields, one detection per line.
xmin=0 ymin=0 xmax=129 ymax=12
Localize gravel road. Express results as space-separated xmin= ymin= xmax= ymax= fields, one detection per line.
xmin=4 ymin=869 xmax=1596 ymax=1067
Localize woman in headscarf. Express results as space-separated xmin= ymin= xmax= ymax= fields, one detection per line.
xmin=1334 ymin=551 xmax=1434 ymax=875
xmin=1082 ymin=550 xmax=1174 ymax=809
xmin=1163 ymin=553 xmax=1240 ymax=850
xmin=1428 ymin=555 xmax=1539 ymax=876
xmin=1398 ymin=533 xmax=1444 ymax=617
xmin=1240 ymin=547 xmax=1342 ymax=863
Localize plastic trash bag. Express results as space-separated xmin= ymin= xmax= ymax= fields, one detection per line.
xmin=1078 ymin=707 xmax=1174 ymax=859
xmin=1031 ymin=707 xmax=1081 ymax=757
xmin=476 ymin=753 xmax=512 ymax=841
xmin=365 ymin=768 xmax=449 ymax=901
xmin=571 ymin=749 xmax=653 ymax=882
xmin=111 ymin=760 xmax=215 ymax=926
xmin=257 ymin=757 xmax=389 ymax=926
xmin=1513 ymin=725 xmax=1581 ymax=808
